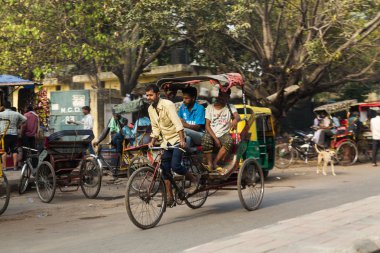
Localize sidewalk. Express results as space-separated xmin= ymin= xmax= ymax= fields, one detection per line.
xmin=185 ymin=195 xmax=380 ymax=253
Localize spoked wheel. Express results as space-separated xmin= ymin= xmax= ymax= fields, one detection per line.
xmin=36 ymin=161 xmax=56 ymax=203
xmin=238 ymin=158 xmax=264 ymax=211
xmin=18 ymin=163 xmax=32 ymax=194
xmin=274 ymin=143 xmax=295 ymax=169
xmin=127 ymin=156 xmax=150 ymax=178
xmin=185 ymin=190 xmax=209 ymax=209
xmin=125 ymin=166 xmax=166 ymax=229
xmin=80 ymin=159 xmax=102 ymax=199
xmin=335 ymin=141 xmax=358 ymax=166
xmin=0 ymin=174 xmax=10 ymax=215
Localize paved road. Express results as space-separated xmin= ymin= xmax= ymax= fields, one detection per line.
xmin=1 ymin=163 xmax=380 ymax=253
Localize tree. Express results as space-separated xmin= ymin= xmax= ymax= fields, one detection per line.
xmin=0 ymin=0 xmax=185 ymax=95
xmin=181 ymin=0 xmax=380 ymax=127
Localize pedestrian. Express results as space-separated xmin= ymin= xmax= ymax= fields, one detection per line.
xmin=68 ymin=106 xmax=95 ymax=154
xmin=21 ymin=105 xmax=39 ymax=149
xmin=0 ymin=101 xmax=27 ymax=171
xmin=370 ymin=110 xmax=380 ymax=166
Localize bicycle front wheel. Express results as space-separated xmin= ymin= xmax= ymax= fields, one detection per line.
xmin=0 ymin=174 xmax=10 ymax=215
xmin=18 ymin=163 xmax=32 ymax=194
xmin=125 ymin=166 xmax=166 ymax=229
xmin=36 ymin=161 xmax=56 ymax=203
xmin=126 ymin=156 xmax=150 ymax=178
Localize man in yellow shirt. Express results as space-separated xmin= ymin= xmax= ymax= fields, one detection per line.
xmin=146 ymin=84 xmax=198 ymax=206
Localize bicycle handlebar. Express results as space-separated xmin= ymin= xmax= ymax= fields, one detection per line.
xmin=149 ymin=145 xmax=186 ymax=153
xmin=21 ymin=146 xmax=39 ymax=152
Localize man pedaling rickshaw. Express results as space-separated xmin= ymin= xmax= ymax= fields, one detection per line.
xmin=201 ymin=89 xmax=240 ymax=174
xmin=145 ymin=84 xmax=199 ymax=206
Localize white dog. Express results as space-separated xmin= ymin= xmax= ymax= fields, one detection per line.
xmin=315 ymin=145 xmax=336 ymax=176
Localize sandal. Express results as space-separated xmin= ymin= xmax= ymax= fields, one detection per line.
xmin=215 ymin=167 xmax=228 ymax=175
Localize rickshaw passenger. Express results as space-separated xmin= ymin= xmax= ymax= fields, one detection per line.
xmin=201 ymin=89 xmax=240 ymax=173
xmin=312 ymin=111 xmax=333 ymax=148
xmin=145 ymin=84 xmax=199 ymax=205
xmin=93 ymin=112 xmax=126 ymax=153
xmin=178 ymin=87 xmax=205 ymax=147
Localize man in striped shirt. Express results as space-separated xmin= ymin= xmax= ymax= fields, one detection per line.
xmin=0 ymin=101 xmax=27 ymax=170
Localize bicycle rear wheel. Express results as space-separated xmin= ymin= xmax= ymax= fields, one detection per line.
xmin=125 ymin=166 xmax=166 ymax=229
xmin=185 ymin=190 xmax=208 ymax=209
xmin=0 ymin=174 xmax=10 ymax=215
xmin=18 ymin=163 xmax=32 ymax=194
xmin=238 ymin=158 xmax=265 ymax=211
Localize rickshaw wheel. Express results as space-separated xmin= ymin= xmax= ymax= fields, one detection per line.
xmin=335 ymin=141 xmax=358 ymax=166
xmin=18 ymin=163 xmax=32 ymax=194
xmin=125 ymin=166 xmax=166 ymax=229
xmin=127 ymin=156 xmax=150 ymax=178
xmin=36 ymin=161 xmax=56 ymax=203
xmin=80 ymin=159 xmax=102 ymax=199
xmin=238 ymin=158 xmax=264 ymax=211
xmin=274 ymin=143 xmax=295 ymax=169
xmin=0 ymin=174 xmax=10 ymax=215
xmin=185 ymin=190 xmax=209 ymax=209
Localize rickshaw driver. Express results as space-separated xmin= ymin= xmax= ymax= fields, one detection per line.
xmin=178 ymin=87 xmax=205 ymax=147
xmin=145 ymin=84 xmax=199 ymax=204
xmin=201 ymin=89 xmax=240 ymax=173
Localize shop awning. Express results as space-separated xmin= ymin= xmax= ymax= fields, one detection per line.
xmin=0 ymin=74 xmax=35 ymax=87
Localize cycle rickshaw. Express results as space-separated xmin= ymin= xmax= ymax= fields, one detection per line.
xmin=35 ymin=130 xmax=102 ymax=203
xmin=313 ymin=100 xmax=358 ymax=165
xmin=93 ymin=98 xmax=153 ymax=179
xmin=125 ymin=73 xmax=267 ymax=229
xmin=0 ymin=118 xmax=10 ymax=215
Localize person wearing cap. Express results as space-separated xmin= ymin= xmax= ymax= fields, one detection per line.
xmin=370 ymin=110 xmax=380 ymax=166
xmin=93 ymin=111 xmax=126 ymax=153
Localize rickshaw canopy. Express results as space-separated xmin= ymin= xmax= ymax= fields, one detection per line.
xmin=156 ymin=73 xmax=244 ymax=93
xmin=313 ymin=100 xmax=357 ymax=114
xmin=112 ymin=98 xmax=147 ymax=114
xmin=356 ymin=102 xmax=380 ymax=112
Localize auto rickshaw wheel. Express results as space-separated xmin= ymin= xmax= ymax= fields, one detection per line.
xmin=238 ymin=158 xmax=264 ymax=211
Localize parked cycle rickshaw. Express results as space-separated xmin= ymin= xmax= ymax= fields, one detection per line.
xmin=93 ymin=98 xmax=153 ymax=179
xmin=125 ymin=73 xmax=268 ymax=229
xmin=276 ymin=100 xmax=359 ymax=168
xmin=35 ymin=130 xmax=102 ymax=203
xmin=0 ymin=118 xmax=10 ymax=215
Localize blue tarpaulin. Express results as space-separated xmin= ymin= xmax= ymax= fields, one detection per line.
xmin=0 ymin=74 xmax=35 ymax=87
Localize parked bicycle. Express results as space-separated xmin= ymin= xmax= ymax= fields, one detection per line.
xmin=0 ymin=118 xmax=11 ymax=215
xmin=18 ymin=146 xmax=40 ymax=194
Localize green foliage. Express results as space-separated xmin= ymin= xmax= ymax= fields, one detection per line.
xmin=339 ymin=82 xmax=376 ymax=102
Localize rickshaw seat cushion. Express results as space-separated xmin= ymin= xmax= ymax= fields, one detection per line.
xmin=188 ymin=146 xmax=203 ymax=153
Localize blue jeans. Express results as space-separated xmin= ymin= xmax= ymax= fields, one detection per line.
xmin=161 ymin=146 xmax=187 ymax=179
xmin=184 ymin=128 xmax=204 ymax=146
xmin=111 ymin=133 xmax=124 ymax=153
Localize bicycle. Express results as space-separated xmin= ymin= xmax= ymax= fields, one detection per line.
xmin=125 ymin=145 xmax=208 ymax=229
xmin=18 ymin=146 xmax=40 ymax=194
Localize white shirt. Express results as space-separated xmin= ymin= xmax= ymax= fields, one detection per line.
xmin=370 ymin=116 xmax=380 ymax=140
xmin=205 ymin=104 xmax=237 ymax=138
xmin=81 ymin=114 xmax=94 ymax=130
